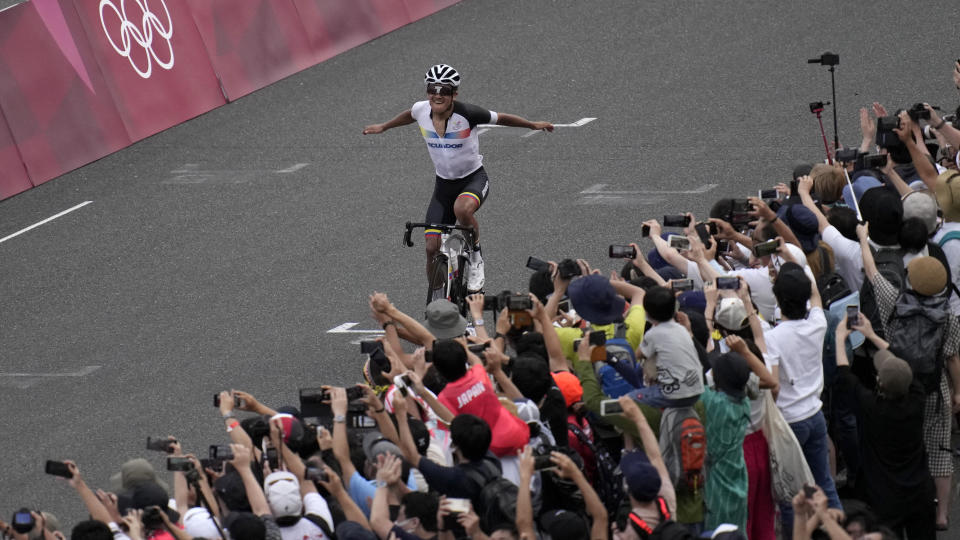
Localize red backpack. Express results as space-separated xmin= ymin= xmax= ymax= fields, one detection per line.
xmin=678 ymin=416 xmax=706 ymax=494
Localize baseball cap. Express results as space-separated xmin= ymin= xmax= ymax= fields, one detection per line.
xmin=540 ymin=509 xmax=588 ymax=540
xmin=780 ymin=204 xmax=820 ymax=254
xmin=901 ymin=190 xmax=940 ymax=235
xmin=551 ymin=371 xmax=584 ymax=406
xmin=841 ymin=175 xmax=883 ymax=210
xmin=269 ymin=413 xmax=305 ymax=446
xmin=715 ymin=297 xmax=749 ymax=331
xmin=182 ymin=507 xmax=222 ymax=539
xmin=110 ymin=458 xmax=169 ymax=493
xmin=214 ymin=471 xmax=252 ymax=512
xmin=906 ymin=256 xmax=948 ymax=296
xmin=872 ymin=349 xmax=913 ymax=400
xmin=224 ymin=513 xmax=265 ymax=540
xmin=264 ymin=471 xmax=302 ymax=517
xmin=710 ymin=351 xmax=751 ymax=401
xmin=361 ymin=431 xmax=404 ymax=463
xmin=423 ymin=299 xmax=468 ymax=339
xmin=620 ymin=450 xmax=661 ymax=502
xmin=567 ymin=274 xmax=625 ymax=325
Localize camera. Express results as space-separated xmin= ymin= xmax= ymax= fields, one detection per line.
xmin=507 ymin=294 xmax=533 ymax=311
xmin=600 ymin=399 xmax=624 ymax=416
xmin=716 ymin=276 xmax=740 ymax=290
xmin=213 ymin=394 xmax=245 ymax=408
xmin=526 ymin=256 xmax=550 ymax=272
xmin=467 ymin=342 xmax=490 ymax=355
xmin=855 ymin=153 xmax=887 ymax=171
xmin=876 ymin=116 xmax=902 ymax=148
xmin=877 ymin=116 xmax=900 ymax=131
xmin=808 ymin=52 xmax=839 ymax=66
xmin=305 ymin=465 xmax=328 ymax=483
xmin=533 ymin=455 xmax=555 ymax=471
xmin=11 ymin=509 xmax=35 ymax=535
xmin=752 ymin=239 xmax=780 ymax=258
xmin=200 ymin=458 xmax=223 ymax=473
xmin=671 ymin=279 xmax=694 ymax=292
xmin=835 ymin=148 xmax=859 ymax=163
xmin=608 ymin=245 xmax=637 ymax=259
xmin=167 ymin=457 xmax=195 ymax=472
xmin=209 ymin=445 xmax=234 ymax=460
xmin=809 ymin=101 xmax=825 ymax=113
xmin=146 ymin=437 xmax=175 ymax=454
xmin=663 ymin=214 xmax=691 ymax=227
xmin=667 ymin=235 xmax=690 ymax=251
xmin=908 ymin=102 xmax=930 ymax=122
xmin=557 ymin=259 xmax=581 ymax=279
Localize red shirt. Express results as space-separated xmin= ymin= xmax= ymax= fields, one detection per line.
xmin=438 ymin=364 xmax=529 ymax=456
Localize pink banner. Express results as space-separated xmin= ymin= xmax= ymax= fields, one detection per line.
xmin=69 ymin=0 xmax=226 ymax=141
xmin=188 ymin=0 xmax=315 ymax=101
xmin=292 ymin=0 xmax=408 ymax=63
xmin=0 ymin=108 xmax=31 ymax=199
xmin=0 ymin=0 xmax=130 ymax=187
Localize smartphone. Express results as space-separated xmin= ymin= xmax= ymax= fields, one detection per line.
xmin=44 ymin=460 xmax=73 ymax=478
xmin=360 ymin=340 xmax=383 ymax=355
xmin=716 ymin=276 xmax=740 ymax=290
xmin=663 ymin=214 xmax=691 ymax=227
xmin=446 ymin=498 xmax=470 ymax=514
xmin=199 ymin=458 xmax=223 ymax=473
xmin=803 ymin=484 xmax=817 ymax=498
xmin=716 ymin=239 xmax=730 ymax=253
xmin=758 ymin=189 xmax=779 ymax=199
xmin=213 ymin=394 xmax=245 ymax=408
xmin=641 ymin=224 xmax=650 ymax=238
xmin=146 ymin=437 xmax=174 ymax=453
xmin=600 ymin=399 xmax=624 ymax=416
xmin=526 ymin=256 xmax=550 ymax=272
xmin=305 ymin=465 xmax=328 ymax=483
xmin=789 ymin=180 xmax=799 ymax=197
xmin=533 ymin=455 xmax=555 ymax=471
xmin=667 ymin=235 xmax=690 ymax=251
xmin=467 ymin=342 xmax=490 ymax=354
xmin=482 ymin=296 xmax=499 ymax=311
xmin=608 ymin=245 xmax=637 ymax=259
xmin=693 ymin=223 xmax=713 ymax=245
xmin=846 ymin=305 xmax=859 ymax=329
xmin=589 ymin=332 xmax=606 ymax=346
xmin=671 ymin=278 xmax=694 ymax=292
xmin=209 ymin=444 xmax=234 ymax=460
xmin=167 ymin=457 xmax=194 ymax=472
xmin=752 ymin=239 xmax=780 ymax=258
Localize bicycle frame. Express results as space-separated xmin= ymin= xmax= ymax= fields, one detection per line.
xmin=403 ymin=222 xmax=476 ymax=309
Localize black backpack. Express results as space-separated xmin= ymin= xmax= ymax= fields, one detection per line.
xmin=815 ymin=245 xmax=852 ymax=308
xmin=568 ymin=421 xmax=625 ymax=515
xmin=464 ymin=460 xmax=519 ymax=534
xmin=626 ymin=497 xmax=696 ymax=540
xmin=886 ymin=290 xmax=950 ymax=393
xmin=860 ymin=247 xmax=906 ymax=338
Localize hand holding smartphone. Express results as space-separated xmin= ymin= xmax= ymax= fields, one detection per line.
xmin=44 ymin=460 xmax=73 ymax=478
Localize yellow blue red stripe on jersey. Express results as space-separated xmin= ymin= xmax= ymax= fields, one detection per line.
xmin=419 ymin=127 xmax=472 ymax=139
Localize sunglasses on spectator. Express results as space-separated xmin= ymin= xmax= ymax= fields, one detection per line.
xmin=426 ymin=84 xmax=455 ymax=96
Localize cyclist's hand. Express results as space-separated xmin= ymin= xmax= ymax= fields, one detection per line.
xmin=362 ymin=124 xmax=385 ymax=135
xmin=466 ymin=293 xmax=485 ymax=318
xmin=531 ymin=121 xmax=554 ymax=132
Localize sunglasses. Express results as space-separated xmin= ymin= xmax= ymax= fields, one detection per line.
xmin=426 ymin=84 xmax=455 ymax=96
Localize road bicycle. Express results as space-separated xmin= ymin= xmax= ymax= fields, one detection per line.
xmin=403 ymin=222 xmax=477 ymax=311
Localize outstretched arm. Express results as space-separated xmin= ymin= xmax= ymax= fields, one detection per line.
xmin=363 ymin=110 xmax=414 ymax=134
xmin=496 ymin=113 xmax=553 ymax=131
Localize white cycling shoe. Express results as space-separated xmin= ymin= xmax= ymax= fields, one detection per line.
xmin=466 ymin=248 xmax=485 ymax=292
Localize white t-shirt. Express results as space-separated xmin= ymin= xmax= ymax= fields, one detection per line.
xmin=638 ymin=320 xmax=704 ymax=399
xmin=933 ymin=222 xmax=960 ymax=315
xmin=727 ymin=267 xmax=777 ymax=323
xmin=765 ymin=307 xmax=827 ymax=423
xmin=278 ymin=493 xmax=334 ymax=540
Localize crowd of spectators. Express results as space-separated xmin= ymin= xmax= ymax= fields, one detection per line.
xmin=5 ymin=62 xmax=960 ymax=540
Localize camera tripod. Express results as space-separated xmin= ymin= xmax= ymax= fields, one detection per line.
xmin=808 ymin=52 xmax=840 ymax=163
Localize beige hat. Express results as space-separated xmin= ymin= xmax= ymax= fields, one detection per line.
xmin=906 ymin=256 xmax=948 ymax=296
xmin=934 ymin=170 xmax=960 ymax=223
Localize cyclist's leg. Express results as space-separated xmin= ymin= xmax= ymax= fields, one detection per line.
xmin=453 ymin=167 xmax=489 ymax=248
xmin=425 ymin=176 xmax=460 ymax=286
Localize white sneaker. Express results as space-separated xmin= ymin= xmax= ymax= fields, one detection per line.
xmin=466 ymin=248 xmax=485 ymax=291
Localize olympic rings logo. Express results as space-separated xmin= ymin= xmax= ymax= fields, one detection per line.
xmin=99 ymin=0 xmax=174 ymax=79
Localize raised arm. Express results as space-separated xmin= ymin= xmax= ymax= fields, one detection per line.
xmin=231 ymin=444 xmax=272 ymax=516
xmin=629 ymin=243 xmax=667 ymax=285
xmin=894 ymin=112 xmax=939 ymax=190
xmin=618 ymin=396 xmax=670 ymax=481
xmin=727 ymin=335 xmax=778 ymax=392
xmin=646 ymin=220 xmax=691 ymax=274
xmin=515 ymin=447 xmax=538 ymax=540
xmin=797 ymin=176 xmax=831 ymax=233
xmin=329 ymin=387 xmax=358 ymax=486
xmin=362 ymin=109 xmax=414 ymax=135
xmin=370 ymin=454 xmax=404 ymax=539
xmin=65 ymin=461 xmax=113 ymax=525
xmin=551 ymin=452 xmax=608 ymax=540
xmin=856 ymin=224 xmax=878 ymax=281
xmin=374 ymin=293 xmax=437 ymax=348
xmin=495 ymin=113 xmax=553 ymax=131
xmin=407 ymin=370 xmax=455 ymax=424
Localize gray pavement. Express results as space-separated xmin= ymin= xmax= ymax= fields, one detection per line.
xmin=1 ymin=0 xmax=959 ymax=530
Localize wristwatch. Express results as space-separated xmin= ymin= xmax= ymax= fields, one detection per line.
xmin=221 ymin=411 xmax=236 ymax=419
xmin=333 ymin=414 xmax=347 ymax=424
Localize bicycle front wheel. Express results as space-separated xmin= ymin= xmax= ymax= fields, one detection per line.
xmin=426 ymin=253 xmax=448 ymax=305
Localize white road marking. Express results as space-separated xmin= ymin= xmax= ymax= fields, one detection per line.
xmin=0 ymin=201 xmax=93 ymax=245
xmin=479 ymin=117 xmax=596 ymax=137
xmin=581 ymin=183 xmax=718 ymax=195
xmin=327 ymin=322 xmax=385 ymax=334
xmin=0 ymin=365 xmax=102 ymax=389
xmin=277 ymin=163 xmax=309 ymax=173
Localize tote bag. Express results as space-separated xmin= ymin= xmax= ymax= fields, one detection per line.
xmin=760 ymin=390 xmax=815 ymax=503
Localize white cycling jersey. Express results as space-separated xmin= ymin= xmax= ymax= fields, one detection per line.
xmin=411 ymin=100 xmax=498 ymax=180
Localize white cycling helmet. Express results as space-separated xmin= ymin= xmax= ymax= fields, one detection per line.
xmin=424 ymin=64 xmax=460 ymax=87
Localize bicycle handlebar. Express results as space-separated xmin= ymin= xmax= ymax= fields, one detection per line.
xmin=403 ymin=222 xmax=476 ymax=247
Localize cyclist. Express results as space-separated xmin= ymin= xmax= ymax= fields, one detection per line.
xmin=363 ymin=64 xmax=553 ymax=292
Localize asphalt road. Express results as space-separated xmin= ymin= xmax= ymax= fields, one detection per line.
xmin=2 ymin=0 xmax=959 ymax=529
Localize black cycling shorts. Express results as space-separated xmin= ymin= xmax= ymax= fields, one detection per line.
xmin=424 ymin=167 xmax=489 ymax=236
